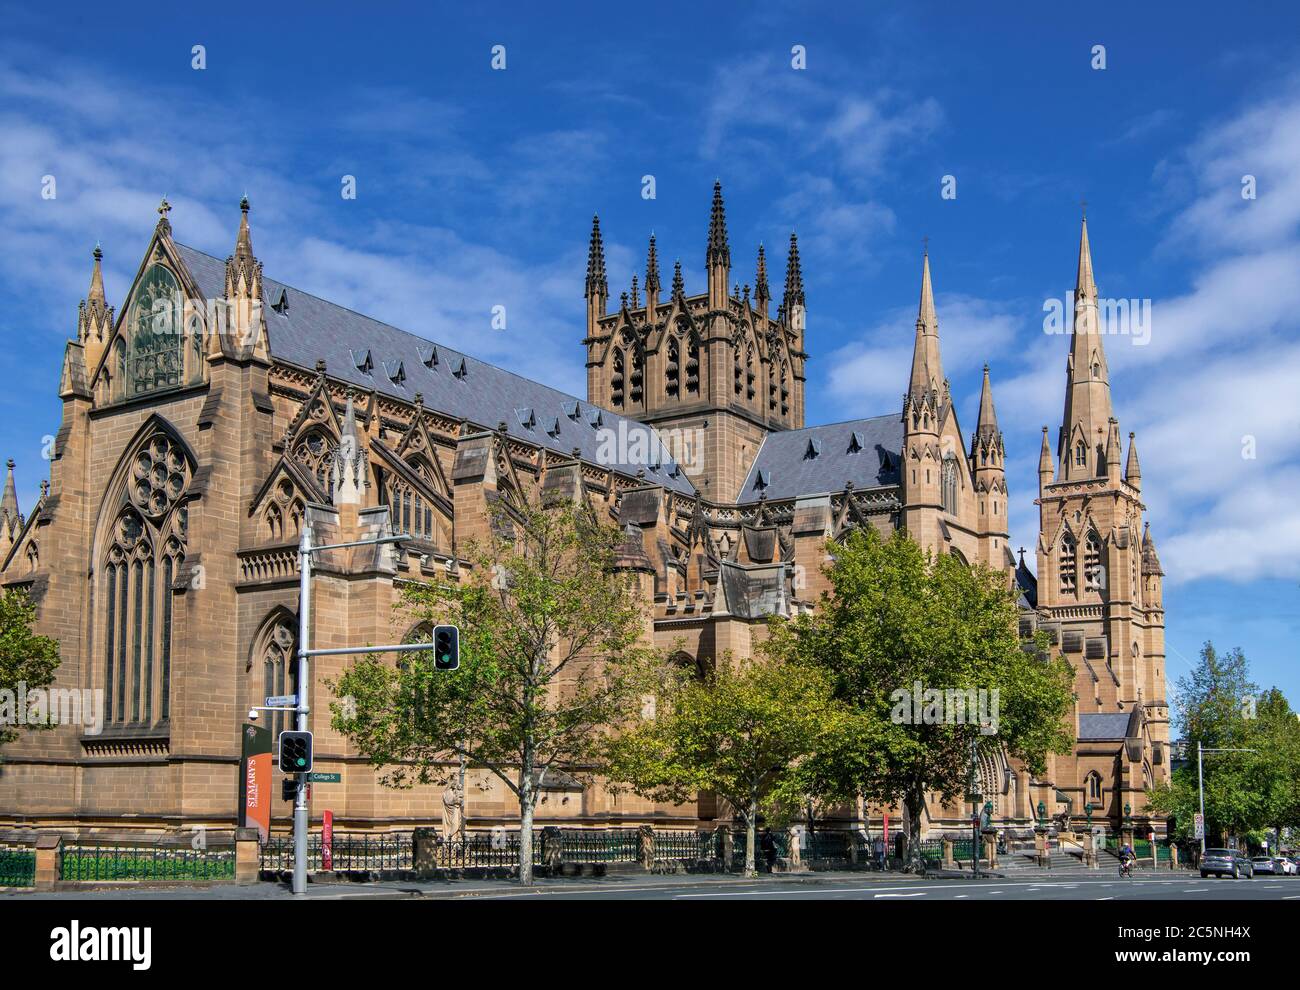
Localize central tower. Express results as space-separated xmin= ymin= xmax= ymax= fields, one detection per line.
xmin=582 ymin=183 xmax=807 ymax=502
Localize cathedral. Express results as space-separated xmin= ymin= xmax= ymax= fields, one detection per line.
xmin=0 ymin=184 xmax=1169 ymax=841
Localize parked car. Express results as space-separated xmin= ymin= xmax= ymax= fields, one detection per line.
xmin=1200 ymin=848 xmax=1254 ymax=879
xmin=1251 ymin=856 xmax=1277 ymax=874
xmin=1283 ymin=858 xmax=1300 ymax=875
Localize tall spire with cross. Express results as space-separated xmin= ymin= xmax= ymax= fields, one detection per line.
xmin=1056 ymin=214 xmax=1113 ymax=482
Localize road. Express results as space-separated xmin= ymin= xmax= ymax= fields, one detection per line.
xmin=16 ymin=869 xmax=1298 ymax=900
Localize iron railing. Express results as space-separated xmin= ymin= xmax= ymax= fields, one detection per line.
xmin=259 ymin=833 xmax=413 ymax=873
xmin=60 ymin=844 xmax=235 ymax=882
xmin=0 ymin=848 xmax=36 ymax=887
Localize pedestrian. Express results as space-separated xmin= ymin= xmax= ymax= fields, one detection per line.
xmin=760 ymin=828 xmax=777 ymax=870
xmin=872 ymin=834 xmax=885 ymax=870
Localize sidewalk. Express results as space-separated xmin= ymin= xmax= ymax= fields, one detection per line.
xmin=9 ymin=869 xmax=936 ymax=900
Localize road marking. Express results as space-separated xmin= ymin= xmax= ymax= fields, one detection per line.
xmin=874 ymin=892 xmax=925 ymax=898
xmin=1097 ymin=896 xmax=1114 ymax=900
xmin=1186 ymin=889 xmax=1208 ymax=893
xmin=955 ymin=894 xmax=968 ymax=899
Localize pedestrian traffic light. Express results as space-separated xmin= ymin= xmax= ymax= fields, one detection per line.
xmin=282 ymin=778 xmax=298 ymax=802
xmin=433 ymin=624 xmax=459 ymax=670
xmin=278 ymin=730 xmax=313 ymax=773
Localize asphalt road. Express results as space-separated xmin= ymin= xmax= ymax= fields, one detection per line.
xmin=14 ymin=870 xmax=1300 ymax=900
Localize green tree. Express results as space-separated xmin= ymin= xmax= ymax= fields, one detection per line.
xmin=331 ymin=491 xmax=659 ymax=885
xmin=767 ymin=526 xmax=1076 ymax=869
xmin=1148 ymin=644 xmax=1300 ymax=848
xmin=0 ymin=588 xmax=61 ymax=749
xmin=604 ymin=654 xmax=862 ymax=876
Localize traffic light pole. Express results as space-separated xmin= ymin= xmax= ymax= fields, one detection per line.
xmin=290 ymin=522 xmax=446 ymax=897
xmin=293 ymin=523 xmax=312 ymax=896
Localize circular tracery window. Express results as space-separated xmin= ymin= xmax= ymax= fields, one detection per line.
xmin=129 ymin=434 xmax=190 ymax=519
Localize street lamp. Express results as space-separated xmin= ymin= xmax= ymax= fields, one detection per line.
xmin=1196 ymin=741 xmax=1258 ymax=859
xmin=1037 ymin=800 xmax=1047 ymax=827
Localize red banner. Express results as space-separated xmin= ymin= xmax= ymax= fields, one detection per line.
xmin=240 ymin=723 xmax=272 ymax=843
xmin=322 ymin=810 xmax=333 ymax=872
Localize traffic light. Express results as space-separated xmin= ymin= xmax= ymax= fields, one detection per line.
xmin=433 ymin=624 xmax=459 ymax=670
xmin=282 ymin=778 xmax=298 ymax=802
xmin=278 ymin=730 xmax=313 ymax=773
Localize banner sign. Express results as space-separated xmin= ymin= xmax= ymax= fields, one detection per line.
xmin=240 ymin=723 xmax=273 ymax=842
xmin=322 ymin=810 xmax=333 ymax=872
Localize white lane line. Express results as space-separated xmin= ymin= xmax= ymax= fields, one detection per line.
xmin=1185 ymin=889 xmax=1208 ymax=893
xmin=1097 ymin=896 xmax=1114 ymax=900
xmin=874 ymin=892 xmax=925 ymax=898
xmin=955 ymin=894 xmax=968 ymax=899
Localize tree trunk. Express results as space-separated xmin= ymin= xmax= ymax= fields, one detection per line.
xmin=745 ymin=795 xmax=758 ymax=878
xmin=518 ymin=778 xmax=535 ymax=887
xmin=904 ymin=783 xmax=925 ymax=874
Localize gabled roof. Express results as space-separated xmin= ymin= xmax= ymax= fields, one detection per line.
xmin=738 ymin=414 xmax=903 ymax=503
xmin=1078 ymin=712 xmax=1133 ymax=741
xmin=172 ymin=243 xmax=695 ymax=495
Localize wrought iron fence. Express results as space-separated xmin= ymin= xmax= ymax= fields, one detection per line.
xmin=259 ymin=832 xmax=412 ymax=873
xmin=61 ymin=844 xmax=235 ymax=882
xmin=0 ymin=848 xmax=36 ymax=887
xmin=652 ymin=829 xmax=714 ymax=862
xmin=555 ymin=828 xmax=641 ymax=864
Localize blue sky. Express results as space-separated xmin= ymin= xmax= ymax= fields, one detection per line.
xmin=1 ymin=1 xmax=1298 ymax=712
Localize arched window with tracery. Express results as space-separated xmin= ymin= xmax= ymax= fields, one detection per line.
xmin=685 ymin=333 xmax=700 ymax=395
xmin=1084 ymin=531 xmax=1103 ymax=591
xmin=941 ymin=456 xmax=958 ymax=515
xmin=611 ymin=348 xmax=625 ymax=408
xmin=1086 ymin=770 xmax=1103 ymax=804
xmin=101 ymin=429 xmax=192 ymax=727
xmin=292 ymin=427 xmax=337 ymax=498
xmin=252 ymin=610 xmax=297 ymax=746
xmin=1059 ymin=534 xmax=1077 ymax=594
xmin=667 ymin=337 xmax=681 ymax=398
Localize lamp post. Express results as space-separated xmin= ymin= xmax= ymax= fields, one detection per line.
xmin=1196 ymin=741 xmax=1258 ymax=859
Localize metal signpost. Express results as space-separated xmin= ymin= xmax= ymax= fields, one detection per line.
xmin=1196 ymin=741 xmax=1256 ymax=859
xmin=272 ymin=522 xmax=459 ymax=896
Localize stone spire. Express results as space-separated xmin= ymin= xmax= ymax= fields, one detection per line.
xmin=333 ymin=390 xmax=367 ymax=506
xmin=706 ymin=180 xmax=730 ymax=270
xmin=706 ymin=181 xmax=730 ymax=306
xmin=754 ymin=243 xmax=770 ymax=311
xmin=1141 ymin=522 xmax=1163 ymax=576
xmin=1038 ymin=426 xmax=1054 ymax=494
xmin=974 ymin=364 xmax=1000 ymax=443
xmin=782 ymin=232 xmax=804 ymax=309
xmin=0 ymin=459 xmax=20 ymax=539
xmin=645 ymin=233 xmax=661 ymax=297
xmin=671 ymin=259 xmax=685 ymax=299
xmin=1125 ymin=432 xmax=1142 ymax=490
xmin=908 ymin=250 xmax=945 ymax=400
xmin=225 ymin=196 xmax=264 ymax=354
xmin=78 ymin=244 xmax=115 ymax=367
xmin=1057 ymin=216 xmax=1113 ymax=482
xmin=235 ymin=194 xmax=255 ymax=259
xmin=585 ymin=214 xmax=608 ymax=300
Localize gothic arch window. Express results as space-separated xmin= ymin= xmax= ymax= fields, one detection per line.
xmin=1086 ymin=770 xmax=1103 ymax=804
xmin=685 ymin=333 xmax=700 ymax=395
xmin=25 ymin=541 xmax=38 ymax=573
xmin=1059 ymin=534 xmax=1077 ymax=594
xmin=611 ymin=348 xmax=625 ymax=408
xmin=292 ymin=427 xmax=337 ymax=498
xmin=779 ymin=362 xmax=790 ymax=417
xmin=123 ymin=264 xmax=195 ymax=398
xmin=941 ymin=456 xmax=958 ymax=515
xmin=668 ymin=338 xmax=681 ymax=398
xmin=252 ymin=610 xmax=297 ymax=746
xmin=385 ymin=472 xmax=436 ymax=542
xmin=100 ymin=429 xmax=192 ymax=727
xmin=1074 ymin=440 xmax=1087 ymax=468
xmin=1084 ymin=531 xmax=1103 ymax=591
xmin=977 ymin=750 xmax=1003 ymax=816
xmin=629 ymin=344 xmax=644 ymax=405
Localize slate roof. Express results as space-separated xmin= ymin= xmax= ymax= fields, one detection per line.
xmin=1078 ymin=712 xmax=1136 ymax=741
xmin=174 ymin=244 xmax=696 ymax=495
xmin=737 ymin=414 xmax=903 ymax=504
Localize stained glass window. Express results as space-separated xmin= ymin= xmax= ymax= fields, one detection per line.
xmin=127 ymin=265 xmax=184 ymax=397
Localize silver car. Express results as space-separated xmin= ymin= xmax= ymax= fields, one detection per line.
xmin=1201 ymin=848 xmax=1254 ymax=879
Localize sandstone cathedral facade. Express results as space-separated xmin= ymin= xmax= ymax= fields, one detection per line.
xmin=0 ymin=186 xmax=1169 ymax=840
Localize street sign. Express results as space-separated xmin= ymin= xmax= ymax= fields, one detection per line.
xmin=265 ymin=694 xmax=298 ymax=707
xmin=1194 ymin=813 xmax=1205 ymax=839
xmin=308 ymin=772 xmax=341 ymax=783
